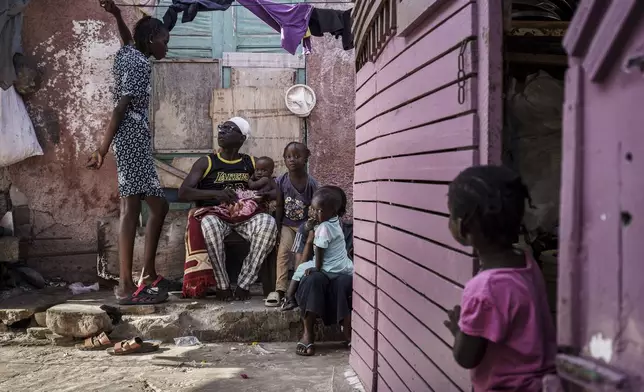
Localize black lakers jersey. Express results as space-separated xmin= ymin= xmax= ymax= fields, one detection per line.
xmin=197 ymin=153 xmax=256 ymax=206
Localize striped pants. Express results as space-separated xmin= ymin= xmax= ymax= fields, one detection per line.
xmin=201 ymin=213 xmax=277 ymax=290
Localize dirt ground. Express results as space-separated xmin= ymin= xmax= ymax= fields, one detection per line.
xmin=0 ymin=342 xmax=353 ymax=392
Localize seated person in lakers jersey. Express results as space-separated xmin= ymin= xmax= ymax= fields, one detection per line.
xmin=178 ymin=117 xmax=278 ymax=301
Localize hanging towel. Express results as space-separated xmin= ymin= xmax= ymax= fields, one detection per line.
xmin=308 ymin=8 xmax=354 ymax=50
xmin=163 ymin=0 xmax=234 ymax=31
xmin=236 ymin=0 xmax=313 ymax=55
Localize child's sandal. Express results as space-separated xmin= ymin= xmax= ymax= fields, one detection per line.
xmin=280 ymin=298 xmax=297 ymax=311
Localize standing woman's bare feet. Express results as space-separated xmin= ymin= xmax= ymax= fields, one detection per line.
xmin=114 ymin=285 xmax=168 ymax=305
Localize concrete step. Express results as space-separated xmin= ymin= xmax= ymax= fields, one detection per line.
xmin=1 ymin=289 xmax=344 ymax=344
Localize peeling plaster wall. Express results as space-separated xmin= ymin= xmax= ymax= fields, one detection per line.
xmin=4 ymin=1 xmax=139 ymax=281
xmin=306 ymin=4 xmax=356 ymax=218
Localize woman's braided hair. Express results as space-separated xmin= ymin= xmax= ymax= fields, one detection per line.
xmin=448 ymin=165 xmax=533 ymax=246
xmin=133 ymin=16 xmax=166 ymax=54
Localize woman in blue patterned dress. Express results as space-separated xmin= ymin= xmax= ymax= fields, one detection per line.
xmin=87 ymin=0 xmax=178 ymax=304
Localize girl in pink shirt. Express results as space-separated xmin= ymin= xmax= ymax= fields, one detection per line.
xmin=444 ymin=165 xmax=557 ymax=391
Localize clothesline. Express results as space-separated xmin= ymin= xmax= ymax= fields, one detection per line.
xmin=114 ymin=1 xmax=353 ymax=6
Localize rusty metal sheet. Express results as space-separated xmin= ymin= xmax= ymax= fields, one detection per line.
xmin=152 ymin=61 xmax=220 ymax=151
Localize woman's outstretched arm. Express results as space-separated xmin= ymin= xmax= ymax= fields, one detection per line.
xmin=100 ymin=0 xmax=133 ymax=46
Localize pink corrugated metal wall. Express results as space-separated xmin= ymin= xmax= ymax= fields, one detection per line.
xmin=350 ymin=0 xmax=504 ymax=390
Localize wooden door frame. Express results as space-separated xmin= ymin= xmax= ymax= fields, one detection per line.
xmin=476 ymin=0 xmax=504 ymax=166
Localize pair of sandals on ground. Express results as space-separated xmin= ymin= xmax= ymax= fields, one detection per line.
xmin=76 ymin=332 xmax=161 ymax=355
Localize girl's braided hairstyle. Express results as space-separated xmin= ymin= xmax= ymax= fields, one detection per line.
xmin=133 ymin=16 xmax=166 ymax=54
xmin=448 ymin=165 xmax=533 ymax=246
xmin=318 ymin=185 xmax=347 ymax=217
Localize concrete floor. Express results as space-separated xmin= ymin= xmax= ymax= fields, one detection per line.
xmin=0 ymin=342 xmax=356 ymax=392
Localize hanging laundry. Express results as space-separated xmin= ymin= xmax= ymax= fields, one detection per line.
xmin=0 ymin=0 xmax=29 ymax=90
xmin=302 ymin=28 xmax=312 ymax=55
xmin=163 ymin=0 xmax=234 ymax=31
xmin=308 ymin=8 xmax=354 ymax=50
xmin=236 ymin=0 xmax=313 ymax=55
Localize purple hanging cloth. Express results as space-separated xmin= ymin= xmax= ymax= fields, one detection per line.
xmin=236 ymin=0 xmax=313 ymax=55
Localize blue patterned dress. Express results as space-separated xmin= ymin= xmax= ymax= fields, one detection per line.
xmin=111 ymin=45 xmax=164 ymax=199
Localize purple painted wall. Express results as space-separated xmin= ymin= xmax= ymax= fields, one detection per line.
xmin=1 ymin=1 xmax=138 ymax=281
xmin=306 ymin=3 xmax=356 ymax=219
xmin=350 ymin=0 xmax=485 ymax=390
xmin=557 ymin=0 xmax=644 ymax=383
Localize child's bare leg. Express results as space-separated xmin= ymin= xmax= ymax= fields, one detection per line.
xmin=281 ymin=280 xmax=299 ymax=311
xmin=342 ymin=313 xmax=352 ymax=346
xmin=117 ymin=196 xmax=141 ymax=296
xmin=139 ymin=195 xmax=169 ymax=284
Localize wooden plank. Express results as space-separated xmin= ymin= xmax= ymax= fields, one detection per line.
xmin=354 ymin=220 xmax=376 ymax=242
xmin=152 ymin=61 xmax=220 ymax=151
xmin=377 ymin=182 xmax=449 ymax=214
xmin=222 ymin=52 xmax=305 ymax=68
xmin=377 ymin=268 xmax=455 ymax=345
xmin=353 ymin=202 xmax=377 ymax=221
xmin=154 ymin=158 xmax=188 ymax=189
xmin=557 ymin=64 xmax=582 ymax=348
xmin=477 ymin=0 xmax=504 ymax=165
xmin=380 ymin=3 xmax=475 ymax=92
xmin=354 ymin=273 xmax=376 ymax=306
xmin=230 ymin=68 xmax=295 ymax=88
xmin=357 ymin=47 xmax=474 ymax=121
xmin=374 ymin=0 xmax=472 ymax=70
xmin=562 ymin=0 xmax=607 ymax=57
xmin=356 ymin=61 xmax=376 ymax=91
xmin=356 ymin=72 xmax=377 ymax=109
xmin=583 ymin=0 xmax=642 ymax=82
xmin=210 ymin=87 xmax=303 ymax=175
xmin=353 ymin=182 xmax=378 ymax=202
xmin=377 ymin=355 xmax=410 ymax=392
xmin=355 ymin=82 xmax=476 ymax=145
xmin=355 ymin=114 xmax=477 ymax=164
xmin=353 ymin=0 xmax=383 ymax=57
xmin=353 ymin=292 xmax=376 ymax=328
xmin=377 ymin=335 xmax=427 ymax=392
xmin=350 ymin=350 xmax=374 ymax=392
xmin=378 ymin=203 xmax=467 ymax=251
xmin=357 ymin=64 xmax=475 ymax=127
xmin=378 ymin=224 xmax=472 ymax=285
xmin=378 ymin=246 xmax=463 ymax=308
xmin=378 ymin=325 xmax=457 ymax=392
xmin=379 ymin=306 xmax=468 ymax=391
xmin=354 ymin=149 xmax=475 ymax=183
xmin=354 ymin=256 xmax=377 ymax=283
xmin=353 ymin=329 xmax=375 ymax=369
xmin=397 ymin=0 xmax=446 ymax=37
xmin=377 ymin=375 xmax=394 ymax=392
xmin=355 ymin=239 xmax=376 ymax=262
xmin=352 ymin=311 xmax=375 ymax=349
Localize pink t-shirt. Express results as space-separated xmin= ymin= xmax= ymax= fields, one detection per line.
xmin=458 ymin=254 xmax=556 ymax=391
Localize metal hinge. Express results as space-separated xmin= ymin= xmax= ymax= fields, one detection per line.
xmin=624 ymin=54 xmax=644 ymax=73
